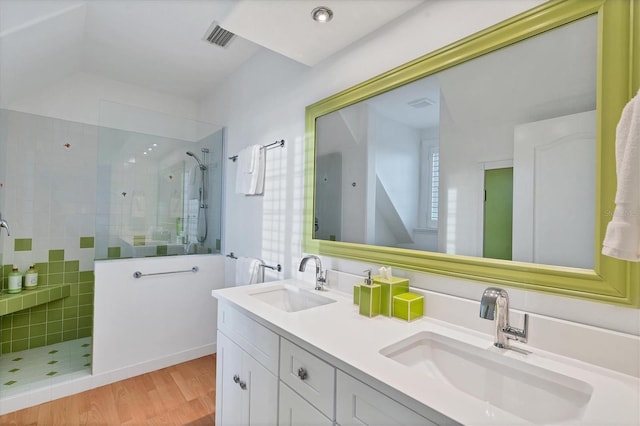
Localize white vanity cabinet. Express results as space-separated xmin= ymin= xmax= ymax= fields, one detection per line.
xmin=279 ymin=382 xmax=334 ymax=426
xmin=279 ymin=337 xmax=335 ymax=425
xmin=216 ymin=301 xmax=440 ymax=426
xmin=217 ymin=332 xmax=278 ymax=425
xmin=336 ymin=371 xmax=437 ymax=426
xmin=216 ymin=303 xmax=280 ymax=426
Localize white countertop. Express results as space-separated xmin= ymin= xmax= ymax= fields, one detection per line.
xmin=212 ymin=279 xmax=640 ymax=425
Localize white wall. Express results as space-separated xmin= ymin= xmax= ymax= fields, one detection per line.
xmin=199 ymin=0 xmax=640 ymax=336
xmin=93 ymin=254 xmax=223 ymax=376
xmin=4 ymin=71 xmax=206 ymax=138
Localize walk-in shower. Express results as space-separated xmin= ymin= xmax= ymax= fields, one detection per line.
xmin=186 ymin=148 xmax=209 ymax=244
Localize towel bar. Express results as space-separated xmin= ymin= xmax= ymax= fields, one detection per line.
xmin=228 ymin=139 xmax=285 ymax=162
xmin=226 ymin=252 xmax=282 ymax=272
xmin=133 ymin=266 xmax=199 ymax=279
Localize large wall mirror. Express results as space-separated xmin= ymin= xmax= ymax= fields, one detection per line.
xmin=304 ymin=0 xmax=639 ymax=306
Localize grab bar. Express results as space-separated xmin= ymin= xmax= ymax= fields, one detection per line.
xmin=226 ymin=252 xmax=282 ymax=272
xmin=133 ymin=266 xmax=199 ymax=279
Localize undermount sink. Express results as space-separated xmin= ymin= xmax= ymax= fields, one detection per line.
xmin=250 ymin=284 xmax=336 ymax=312
xmin=380 ymin=331 xmax=593 ymax=424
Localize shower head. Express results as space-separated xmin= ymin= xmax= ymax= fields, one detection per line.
xmin=186 ymin=151 xmax=206 ymax=170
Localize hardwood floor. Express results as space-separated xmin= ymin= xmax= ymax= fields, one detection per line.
xmin=0 ymin=355 xmax=216 ymax=425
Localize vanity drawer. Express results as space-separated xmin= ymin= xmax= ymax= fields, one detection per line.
xmin=279 ymin=337 xmax=336 ymax=419
xmin=217 ymin=301 xmax=279 ymax=375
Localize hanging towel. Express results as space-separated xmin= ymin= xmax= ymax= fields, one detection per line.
xmin=602 ymin=88 xmax=640 ymax=261
xmin=235 ymin=257 xmax=263 ymax=285
xmin=254 ymin=147 xmax=266 ymax=195
xmin=235 ymin=145 xmax=265 ymax=195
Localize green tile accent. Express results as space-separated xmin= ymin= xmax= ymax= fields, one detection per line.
xmin=156 ymin=245 xmax=168 ymax=256
xmin=46 ymin=371 xmax=58 ymax=376
xmin=29 ymin=335 xmax=46 ymax=348
xmin=14 ymin=238 xmax=32 ymax=252
xmin=48 ymin=350 xmax=58 ymax=354
xmin=108 ymin=247 xmax=121 ymax=258
xmin=83 ymin=363 xmax=91 ymax=367
xmin=82 ymin=353 xmax=91 ymax=358
xmin=49 ymin=262 xmax=64 ymax=274
xmin=78 ymin=316 xmax=92 ymax=328
xmin=133 ymin=235 xmax=146 ymax=246
xmin=78 ymin=294 xmax=93 ymax=306
xmin=12 ymin=326 xmax=28 ymax=340
xmin=47 ymin=333 xmax=62 ymax=345
xmin=11 ymin=357 xmax=22 ymax=361
xmin=215 ymin=239 xmax=221 ymax=251
xmin=13 ymin=313 xmax=29 ymax=327
xmin=65 ymin=261 xmax=79 ymax=273
xmin=30 ymin=309 xmax=46 ymax=324
xmin=80 ymin=237 xmax=94 ymax=249
xmin=79 ymin=271 xmax=94 ymax=282
xmin=47 ymin=309 xmax=62 ymax=322
xmin=47 ymin=321 xmax=62 ymax=334
xmin=81 ymin=343 xmax=90 ymax=348
xmin=64 ymin=272 xmax=79 ymax=284
xmin=62 ymin=330 xmax=77 ymax=341
xmin=48 ymin=273 xmax=63 ymax=285
xmin=79 ymin=282 xmax=94 ymax=294
xmin=30 ymin=323 xmax=46 ymax=337
xmin=7 ymin=298 xmax=22 ymax=313
xmin=8 ymin=368 xmax=19 ymax=373
xmin=49 ymin=250 xmax=65 ymax=262
xmin=48 ymin=360 xmax=58 ymax=365
xmin=35 ymin=262 xmax=49 ymax=274
xmin=22 ymin=292 xmax=38 ymax=310
xmin=1 ymin=255 xmax=93 ymax=356
xmin=4 ymin=380 xmax=17 ymax=386
xmin=12 ymin=339 xmax=28 ymax=351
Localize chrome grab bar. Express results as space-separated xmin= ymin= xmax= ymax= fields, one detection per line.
xmin=133 ymin=266 xmax=198 ymax=279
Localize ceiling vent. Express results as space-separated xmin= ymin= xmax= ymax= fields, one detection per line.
xmin=203 ymin=22 xmax=235 ymax=48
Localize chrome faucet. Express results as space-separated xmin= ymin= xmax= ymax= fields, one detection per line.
xmin=0 ymin=212 xmax=9 ymax=236
xmin=479 ymin=287 xmax=528 ymax=348
xmin=298 ymin=255 xmax=326 ymax=291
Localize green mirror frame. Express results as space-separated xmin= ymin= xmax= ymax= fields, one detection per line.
xmin=304 ymin=0 xmax=640 ymax=307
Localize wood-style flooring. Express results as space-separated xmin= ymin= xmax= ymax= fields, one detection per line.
xmin=0 ymin=354 xmax=216 ymax=425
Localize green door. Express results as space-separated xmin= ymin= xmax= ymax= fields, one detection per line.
xmin=483 ymin=168 xmax=513 ymax=260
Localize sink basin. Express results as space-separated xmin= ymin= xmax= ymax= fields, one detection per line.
xmin=250 ymin=284 xmax=336 ymax=312
xmin=380 ymin=332 xmax=593 ymax=424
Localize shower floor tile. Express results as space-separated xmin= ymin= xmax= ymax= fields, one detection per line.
xmin=0 ymin=337 xmax=91 ymax=398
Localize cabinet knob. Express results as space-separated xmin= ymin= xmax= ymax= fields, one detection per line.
xmin=233 ymin=374 xmax=240 ymax=384
xmin=239 ymin=380 xmax=247 ymax=390
xmin=297 ymin=367 xmax=308 ymax=380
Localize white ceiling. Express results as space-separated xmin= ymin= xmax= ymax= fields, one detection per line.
xmin=0 ymin=0 xmax=426 ymax=103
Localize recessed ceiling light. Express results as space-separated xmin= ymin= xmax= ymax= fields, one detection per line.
xmin=311 ymin=6 xmax=333 ymax=23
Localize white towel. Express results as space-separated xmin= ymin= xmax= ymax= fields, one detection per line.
xmin=235 ymin=257 xmax=263 ymax=285
xmin=235 ymin=145 xmax=265 ymax=195
xmin=602 ymin=88 xmax=640 ymax=261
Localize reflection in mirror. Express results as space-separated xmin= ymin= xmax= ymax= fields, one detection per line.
xmin=314 ymin=15 xmax=596 ymax=270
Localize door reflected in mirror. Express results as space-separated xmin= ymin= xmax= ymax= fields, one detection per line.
xmin=314 ymin=15 xmax=596 ymax=270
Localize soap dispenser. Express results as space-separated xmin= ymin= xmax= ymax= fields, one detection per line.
xmin=358 ymin=269 xmax=381 ymax=317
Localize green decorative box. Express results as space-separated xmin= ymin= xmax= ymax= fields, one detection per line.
xmin=353 ymin=284 xmax=361 ymax=305
xmin=393 ymin=292 xmax=424 ymax=321
xmin=359 ymin=284 xmax=381 ymax=317
xmin=373 ymin=275 xmax=409 ymax=317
